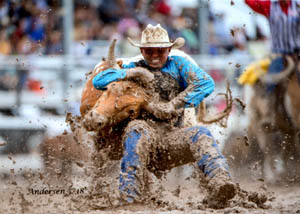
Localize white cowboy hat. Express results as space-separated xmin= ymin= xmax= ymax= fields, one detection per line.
xmin=127 ymin=24 xmax=185 ymax=49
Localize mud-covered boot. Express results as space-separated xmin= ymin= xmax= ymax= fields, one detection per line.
xmin=203 ymin=169 xmax=236 ymax=209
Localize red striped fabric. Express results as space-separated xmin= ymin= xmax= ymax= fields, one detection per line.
xmin=269 ymin=0 xmax=300 ymax=54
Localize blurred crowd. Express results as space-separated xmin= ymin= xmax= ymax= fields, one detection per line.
xmin=0 ymin=0 xmax=268 ymax=57
xmin=0 ymin=0 xmax=198 ymax=56
xmin=0 ymin=0 xmax=60 ymax=55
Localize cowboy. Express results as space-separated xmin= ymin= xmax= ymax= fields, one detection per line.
xmin=245 ymin=0 xmax=300 ymax=75
xmin=92 ymin=24 xmax=236 ymax=207
xmin=245 ymin=0 xmax=300 ymax=56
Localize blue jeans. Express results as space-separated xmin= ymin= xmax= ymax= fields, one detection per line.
xmin=266 ymin=56 xmax=285 ymax=92
xmin=119 ymin=120 xmax=230 ymax=202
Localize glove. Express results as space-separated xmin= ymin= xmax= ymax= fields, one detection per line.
xmin=145 ymin=101 xmax=177 ymax=120
xmin=144 ymin=86 xmax=191 ymax=120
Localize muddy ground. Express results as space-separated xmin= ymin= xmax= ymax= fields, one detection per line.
xmin=0 ymin=158 xmax=300 ymax=214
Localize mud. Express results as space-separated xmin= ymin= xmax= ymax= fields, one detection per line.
xmin=1 ymin=164 xmax=300 ymax=214
xmin=0 ymin=113 xmax=297 ymax=213
xmin=60 ymin=113 xmax=273 ymax=212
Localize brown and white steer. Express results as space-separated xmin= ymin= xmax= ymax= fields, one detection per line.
xmin=80 ymin=39 xmax=154 ymax=133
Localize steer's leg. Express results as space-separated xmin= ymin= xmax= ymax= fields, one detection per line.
xmin=119 ymin=120 xmax=156 ymax=203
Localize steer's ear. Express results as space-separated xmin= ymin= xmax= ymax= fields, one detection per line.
xmin=117 ymin=60 xmax=123 ymax=68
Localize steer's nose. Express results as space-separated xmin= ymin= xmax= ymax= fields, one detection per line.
xmin=83 ymin=110 xmax=108 ymax=131
xmin=82 ymin=117 xmax=93 ymax=131
xmin=94 ymin=113 xmax=108 ymax=130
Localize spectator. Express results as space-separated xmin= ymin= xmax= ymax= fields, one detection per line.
xmin=45 ymin=30 xmax=63 ymax=55
xmin=0 ymin=29 xmax=11 ymax=55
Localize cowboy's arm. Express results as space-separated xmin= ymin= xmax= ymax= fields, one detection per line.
xmin=93 ymin=62 xmax=147 ymax=90
xmin=92 ymin=68 xmax=128 ymax=90
xmin=245 ymin=0 xmax=271 ymax=17
xmin=145 ymin=56 xmax=214 ymax=120
xmin=173 ymin=56 xmax=215 ymax=108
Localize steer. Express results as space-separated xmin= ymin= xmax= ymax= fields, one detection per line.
xmin=80 ymin=39 xmax=153 ymax=132
xmin=243 ymin=56 xmax=300 ymax=183
xmin=83 ymin=80 xmax=150 ymax=132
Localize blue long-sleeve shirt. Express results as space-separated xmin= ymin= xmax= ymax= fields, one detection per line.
xmin=93 ymin=55 xmax=215 ymax=108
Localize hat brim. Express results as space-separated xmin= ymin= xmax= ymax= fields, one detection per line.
xmin=128 ymin=37 xmax=185 ymax=49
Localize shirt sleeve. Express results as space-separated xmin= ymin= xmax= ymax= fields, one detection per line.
xmin=92 ymin=69 xmax=127 ymax=90
xmin=170 ymin=56 xmax=215 ymax=108
xmin=245 ymin=0 xmax=271 ymax=17
xmin=121 ymin=62 xmax=137 ymax=69
xmin=92 ymin=62 xmax=137 ymax=90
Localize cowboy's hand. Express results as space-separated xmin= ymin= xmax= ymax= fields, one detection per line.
xmin=126 ymin=67 xmax=154 ymax=87
xmin=146 ymin=101 xmax=177 ymax=120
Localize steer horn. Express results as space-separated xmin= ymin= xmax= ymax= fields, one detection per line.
xmin=197 ymin=81 xmax=245 ymax=127
xmin=107 ymin=39 xmax=154 ymax=88
xmin=107 ymin=39 xmax=120 ymax=69
xmin=259 ymin=55 xmax=295 ymax=84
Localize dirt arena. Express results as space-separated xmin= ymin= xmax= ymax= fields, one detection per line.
xmin=1 ymin=156 xmax=300 ymax=214
xmin=1 ymin=114 xmax=299 ymax=214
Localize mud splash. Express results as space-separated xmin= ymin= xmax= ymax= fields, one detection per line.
xmin=37 ymin=40 xmax=271 ymax=212
xmin=63 ymin=113 xmax=272 ymax=212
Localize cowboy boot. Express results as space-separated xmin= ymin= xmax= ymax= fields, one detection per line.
xmin=204 ymin=168 xmax=237 ymax=208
